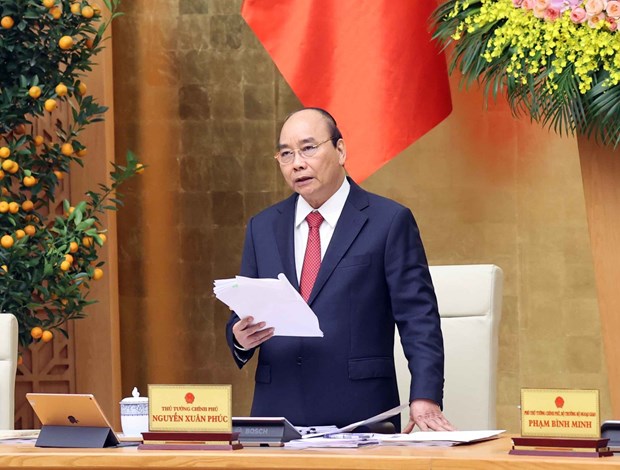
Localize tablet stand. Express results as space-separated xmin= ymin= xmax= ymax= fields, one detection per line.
xmin=36 ymin=425 xmax=119 ymax=448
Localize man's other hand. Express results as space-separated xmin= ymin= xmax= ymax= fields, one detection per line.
xmin=232 ymin=316 xmax=274 ymax=349
xmin=402 ymin=399 xmax=456 ymax=433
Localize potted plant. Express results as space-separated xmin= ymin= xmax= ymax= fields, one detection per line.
xmin=0 ymin=0 xmax=142 ymax=351
xmin=432 ymin=0 xmax=620 ymax=146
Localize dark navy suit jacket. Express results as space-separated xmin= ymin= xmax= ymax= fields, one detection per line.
xmin=226 ymin=178 xmax=444 ymax=428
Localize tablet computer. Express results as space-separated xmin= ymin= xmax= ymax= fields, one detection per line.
xmin=26 ymin=393 xmax=120 ymax=447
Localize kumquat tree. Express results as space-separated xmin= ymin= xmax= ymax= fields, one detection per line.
xmin=0 ymin=0 xmax=143 ymax=349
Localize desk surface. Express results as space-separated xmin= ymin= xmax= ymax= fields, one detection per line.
xmin=1 ymin=436 xmax=620 ymax=470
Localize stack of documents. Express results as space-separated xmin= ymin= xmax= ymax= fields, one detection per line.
xmin=374 ymin=430 xmax=505 ymax=447
xmin=213 ymin=273 xmax=323 ymax=337
xmin=0 ymin=430 xmax=39 ymax=446
xmin=285 ymin=435 xmax=380 ymax=449
xmin=296 ymin=425 xmax=339 ymax=436
xmin=285 ymin=430 xmax=504 ymax=449
xmin=285 ymin=404 xmax=504 ymax=450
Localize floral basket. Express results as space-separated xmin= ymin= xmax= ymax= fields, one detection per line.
xmin=432 ymin=0 xmax=620 ymax=146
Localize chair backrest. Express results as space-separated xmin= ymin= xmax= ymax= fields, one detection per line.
xmin=394 ymin=264 xmax=503 ymax=430
xmin=0 ymin=313 xmax=18 ymax=430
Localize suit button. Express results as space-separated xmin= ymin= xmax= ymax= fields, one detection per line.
xmin=296 ymin=356 xmax=302 ymax=366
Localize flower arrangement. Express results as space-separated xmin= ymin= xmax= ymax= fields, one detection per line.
xmin=0 ymin=0 xmax=142 ymax=350
xmin=433 ymin=0 xmax=620 ymax=146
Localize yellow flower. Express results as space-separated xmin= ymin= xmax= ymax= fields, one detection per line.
xmin=448 ymin=0 xmax=620 ymax=94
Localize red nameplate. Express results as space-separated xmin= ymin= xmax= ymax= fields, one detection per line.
xmin=142 ymin=431 xmax=239 ymax=441
xmin=510 ymin=449 xmax=612 ymax=458
xmin=512 ymin=437 xmax=608 ymax=448
xmin=138 ymin=442 xmax=242 ymax=451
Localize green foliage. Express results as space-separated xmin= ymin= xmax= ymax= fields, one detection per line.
xmin=432 ymin=0 xmax=620 ymax=147
xmin=0 ymin=0 xmax=141 ymax=349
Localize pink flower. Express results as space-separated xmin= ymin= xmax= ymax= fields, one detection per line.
xmin=587 ymin=11 xmax=606 ymax=27
xmin=606 ymin=0 xmax=620 ymax=18
xmin=512 ymin=0 xmax=524 ymax=6
xmin=534 ymin=0 xmax=552 ymax=8
xmin=607 ymin=17 xmax=619 ymax=30
xmin=533 ymin=5 xmax=547 ymax=17
xmin=522 ymin=0 xmax=535 ymax=9
xmin=545 ymin=6 xmax=562 ymax=19
xmin=549 ymin=0 xmax=580 ymax=12
xmin=585 ymin=0 xmax=605 ymax=15
xmin=570 ymin=6 xmax=588 ymax=22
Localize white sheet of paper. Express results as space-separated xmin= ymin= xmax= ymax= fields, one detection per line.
xmin=0 ymin=429 xmax=40 ymax=440
xmin=375 ymin=429 xmax=505 ymax=445
xmin=302 ymin=404 xmax=409 ymax=438
xmin=336 ymin=403 xmax=409 ymax=433
xmin=214 ymin=273 xmax=323 ymax=337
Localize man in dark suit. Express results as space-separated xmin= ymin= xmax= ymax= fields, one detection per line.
xmin=226 ymin=108 xmax=453 ymax=432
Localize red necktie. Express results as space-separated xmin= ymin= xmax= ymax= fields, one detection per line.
xmin=300 ymin=211 xmax=324 ymax=302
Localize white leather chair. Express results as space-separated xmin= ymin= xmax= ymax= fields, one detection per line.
xmin=0 ymin=313 xmax=18 ymax=430
xmin=394 ymin=264 xmax=503 ymax=430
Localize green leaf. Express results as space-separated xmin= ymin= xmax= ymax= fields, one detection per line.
xmin=76 ymin=218 xmax=95 ymax=231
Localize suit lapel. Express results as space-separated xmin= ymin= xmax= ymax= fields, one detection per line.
xmin=308 ymin=179 xmax=369 ymax=304
xmin=275 ymin=193 xmax=299 ymax=290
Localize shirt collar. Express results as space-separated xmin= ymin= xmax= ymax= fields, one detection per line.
xmin=295 ymin=177 xmax=351 ymax=228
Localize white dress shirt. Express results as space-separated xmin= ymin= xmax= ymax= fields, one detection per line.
xmin=234 ymin=177 xmax=351 ymax=357
xmin=294 ymin=178 xmax=351 ymax=282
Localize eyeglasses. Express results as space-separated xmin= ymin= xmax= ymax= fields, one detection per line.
xmin=274 ymin=138 xmax=333 ymax=165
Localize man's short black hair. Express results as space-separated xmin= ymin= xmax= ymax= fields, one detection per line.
xmin=282 ymin=107 xmax=343 ymax=147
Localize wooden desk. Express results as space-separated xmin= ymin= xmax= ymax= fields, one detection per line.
xmin=1 ymin=436 xmax=620 ymax=469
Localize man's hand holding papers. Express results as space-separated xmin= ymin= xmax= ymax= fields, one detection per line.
xmin=232 ymin=316 xmax=274 ymax=350
xmin=214 ymin=274 xmax=323 ymax=338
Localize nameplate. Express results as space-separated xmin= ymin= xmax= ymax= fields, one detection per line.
xmin=520 ymin=388 xmax=600 ymax=438
xmin=148 ymin=384 xmax=232 ymax=432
